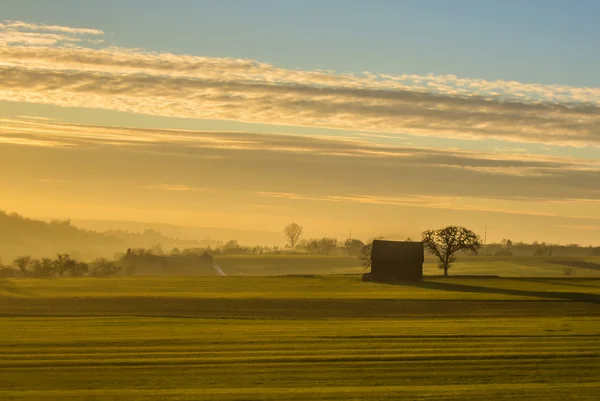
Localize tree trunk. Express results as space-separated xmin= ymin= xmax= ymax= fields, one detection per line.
xmin=443 ymin=254 xmax=449 ymax=277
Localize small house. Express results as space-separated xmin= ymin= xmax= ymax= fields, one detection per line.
xmin=370 ymin=240 xmax=424 ymax=281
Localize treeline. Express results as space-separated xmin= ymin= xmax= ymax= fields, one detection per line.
xmin=482 ymin=239 xmax=600 ymax=257
xmin=1 ymin=254 xmax=121 ymax=278
xmin=166 ymin=238 xmax=367 ymax=256
xmin=0 ymin=237 xmax=367 ymax=277
xmin=123 ymin=237 xmax=365 ymax=257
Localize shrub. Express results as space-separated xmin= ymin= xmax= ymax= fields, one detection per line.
xmin=0 ymin=266 xmax=17 ymax=277
xmin=90 ymin=258 xmax=121 ymax=277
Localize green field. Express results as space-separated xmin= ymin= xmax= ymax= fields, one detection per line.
xmin=212 ymin=255 xmax=600 ymax=277
xmin=1 ymin=272 xmax=600 ymax=400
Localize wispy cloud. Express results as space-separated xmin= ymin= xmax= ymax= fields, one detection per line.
xmin=0 ymin=21 xmax=598 ymax=147
xmin=0 ymin=20 xmax=103 ymax=46
xmin=142 ymin=184 xmax=214 ymax=193
xmin=2 ymin=119 xmax=600 ymax=182
xmin=16 ymin=115 xmax=57 ymax=122
xmin=40 ymin=178 xmax=69 ymax=183
xmin=257 ymin=191 xmax=600 ymax=221
xmin=1 ymin=120 xmax=599 ymax=226
xmin=0 ymin=134 xmax=74 ymax=148
xmin=0 ymin=20 xmax=103 ymax=36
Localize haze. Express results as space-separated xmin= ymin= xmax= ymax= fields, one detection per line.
xmin=1 ymin=0 xmax=599 ymax=246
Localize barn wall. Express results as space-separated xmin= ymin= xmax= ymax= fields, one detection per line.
xmin=198 ymin=260 xmax=214 ymax=270
xmin=371 ymin=259 xmax=423 ymax=281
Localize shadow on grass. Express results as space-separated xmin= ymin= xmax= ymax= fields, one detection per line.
xmin=0 ymin=279 xmax=35 ymax=297
xmin=384 ymin=279 xmax=600 ymax=304
xmin=516 ymin=278 xmax=600 ymax=290
xmin=546 ymin=260 xmax=600 ymax=271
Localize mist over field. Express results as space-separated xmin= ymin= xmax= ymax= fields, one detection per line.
xmin=2 ymin=208 xmax=599 ymax=280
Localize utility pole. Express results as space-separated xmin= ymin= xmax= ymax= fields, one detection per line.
xmin=484 ymin=225 xmax=487 ymax=246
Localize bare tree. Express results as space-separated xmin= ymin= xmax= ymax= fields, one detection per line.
xmin=422 ymin=226 xmax=481 ymax=276
xmin=359 ymin=242 xmax=373 ymax=268
xmin=283 ymin=223 xmax=303 ymax=250
xmin=13 ymin=256 xmax=32 ymax=277
xmin=358 ymin=237 xmax=385 ymax=269
xmin=32 ymin=258 xmax=56 ymax=277
xmin=343 ymin=238 xmax=365 ymax=257
xmin=90 ymin=258 xmax=122 ymax=277
xmin=55 ymin=253 xmax=76 ymax=277
xmin=69 ymin=262 xmax=89 ymax=277
xmin=304 ymin=237 xmax=338 ymax=254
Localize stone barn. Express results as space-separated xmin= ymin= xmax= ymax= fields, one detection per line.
xmin=370 ymin=240 xmax=424 ymax=281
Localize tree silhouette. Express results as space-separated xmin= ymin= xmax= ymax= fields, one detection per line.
xmin=13 ymin=256 xmax=31 ymax=277
xmin=283 ymin=223 xmax=303 ymax=250
xmin=343 ymin=238 xmax=365 ymax=256
xmin=359 ymin=237 xmax=385 ymax=268
xmin=69 ymin=262 xmax=89 ymax=277
xmin=422 ymin=226 xmax=481 ymax=276
xmin=55 ymin=253 xmax=76 ymax=277
xmin=90 ymin=258 xmax=121 ymax=277
xmin=32 ymin=257 xmax=56 ymax=277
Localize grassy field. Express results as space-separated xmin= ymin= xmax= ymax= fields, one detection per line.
xmin=423 ymin=256 xmax=600 ymax=278
xmin=1 ymin=274 xmax=599 ymax=400
xmin=211 ymin=255 xmax=600 ymax=277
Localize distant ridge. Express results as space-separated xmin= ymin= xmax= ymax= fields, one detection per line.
xmin=71 ymin=219 xmax=282 ymax=246
xmin=0 ymin=210 xmax=216 ymax=261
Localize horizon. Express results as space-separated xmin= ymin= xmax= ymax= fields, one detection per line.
xmin=2 ymin=208 xmax=599 ymax=248
xmin=1 ymin=1 xmax=599 ymax=246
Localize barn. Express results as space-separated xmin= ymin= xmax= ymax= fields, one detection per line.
xmin=198 ymin=252 xmax=226 ymax=276
xmin=198 ymin=252 xmax=214 ymax=270
xmin=369 ymin=240 xmax=424 ymax=281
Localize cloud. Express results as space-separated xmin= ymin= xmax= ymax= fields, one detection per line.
xmin=2 ymin=119 xmax=600 ymax=174
xmin=2 ymin=119 xmax=599 ymax=206
xmin=0 ymin=20 xmax=103 ymax=46
xmin=16 ymin=115 xmax=57 ymax=121
xmin=0 ymin=31 xmax=80 ymax=45
xmin=0 ymin=133 xmax=75 ymax=148
xmin=1 ymin=20 xmax=104 ymax=36
xmin=142 ymin=183 xmax=214 ymax=193
xmin=0 ymin=21 xmax=598 ymax=147
xmin=257 ymin=191 xmax=600 ymax=221
xmin=40 ymin=178 xmax=69 ymax=183
xmin=2 ymin=119 xmax=599 ymax=228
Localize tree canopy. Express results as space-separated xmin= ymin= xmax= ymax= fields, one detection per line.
xmin=283 ymin=223 xmax=303 ymax=250
xmin=422 ymin=226 xmax=481 ymax=276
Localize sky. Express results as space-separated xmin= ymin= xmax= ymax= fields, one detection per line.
xmin=0 ymin=0 xmax=599 ymax=245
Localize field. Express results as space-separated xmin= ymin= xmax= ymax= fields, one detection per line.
xmin=211 ymin=255 xmax=600 ymax=277
xmin=1 ymin=260 xmax=600 ymax=400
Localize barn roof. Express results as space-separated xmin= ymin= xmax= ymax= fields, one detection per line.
xmin=371 ymin=240 xmax=424 ymax=262
xmin=198 ymin=252 xmax=214 ymax=261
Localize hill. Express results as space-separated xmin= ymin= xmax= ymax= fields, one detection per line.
xmin=72 ymin=219 xmax=282 ymax=246
xmin=0 ymin=210 xmax=214 ymax=262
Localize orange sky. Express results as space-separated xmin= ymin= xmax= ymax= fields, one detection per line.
xmin=0 ymin=20 xmax=599 ymax=246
